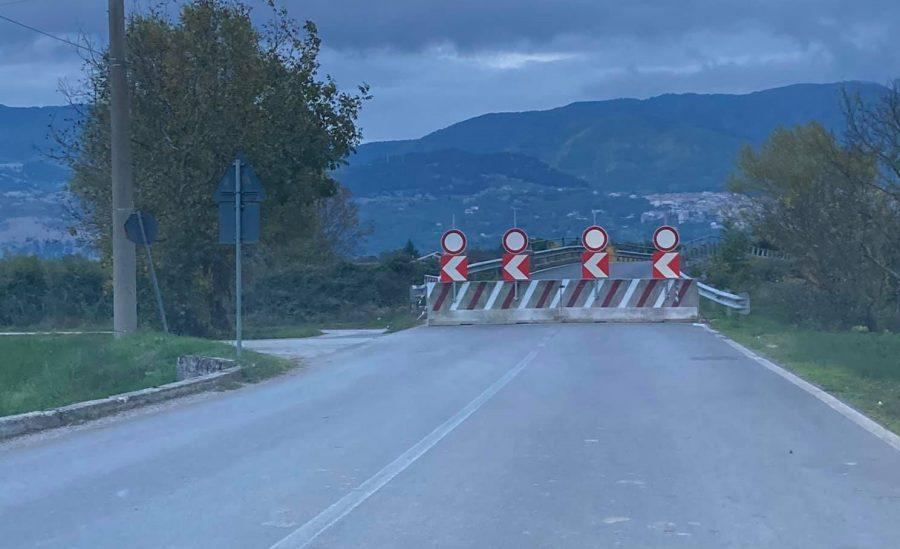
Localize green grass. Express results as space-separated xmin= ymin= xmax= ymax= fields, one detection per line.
xmin=711 ymin=313 xmax=900 ymax=434
xmin=0 ymin=331 xmax=294 ymax=417
xmin=244 ymin=308 xmax=421 ymax=339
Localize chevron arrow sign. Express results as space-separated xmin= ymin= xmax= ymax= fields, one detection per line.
xmin=440 ymin=254 xmax=468 ymax=282
xmin=502 ymin=253 xmax=530 ymax=281
xmin=652 ymin=251 xmax=680 ymax=279
xmin=581 ymin=251 xmax=609 ymax=279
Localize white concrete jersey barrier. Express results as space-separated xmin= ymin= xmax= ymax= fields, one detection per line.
xmin=426 ymin=278 xmax=699 ymax=325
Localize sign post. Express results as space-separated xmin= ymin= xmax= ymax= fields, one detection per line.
xmin=234 ymin=159 xmax=242 ymax=357
xmin=439 ymin=229 xmax=468 ymax=283
xmin=214 ymin=155 xmax=266 ymax=359
xmin=124 ymin=210 xmax=167 ymax=333
xmin=652 ymin=225 xmax=681 ymax=279
xmin=580 ymin=225 xmax=609 ymax=281
xmin=501 ymin=228 xmax=530 ymax=286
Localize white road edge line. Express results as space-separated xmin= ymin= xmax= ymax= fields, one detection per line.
xmin=269 ymin=346 xmax=545 ymax=549
xmin=695 ymin=323 xmax=900 ymax=452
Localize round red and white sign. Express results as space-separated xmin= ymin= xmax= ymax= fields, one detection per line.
xmin=440 ymin=229 xmax=467 ymax=255
xmin=502 ymin=227 xmax=529 ymax=254
xmin=581 ymin=225 xmax=609 ymax=252
xmin=652 ymin=225 xmax=680 ymax=252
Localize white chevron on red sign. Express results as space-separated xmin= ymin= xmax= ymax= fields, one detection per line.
xmin=502 ymin=253 xmax=530 ymax=281
xmin=581 ymin=251 xmax=609 ymax=279
xmin=652 ymin=251 xmax=680 ymax=279
xmin=440 ymin=254 xmax=468 ymax=282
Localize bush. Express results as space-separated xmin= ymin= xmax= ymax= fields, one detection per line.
xmin=243 ymin=250 xmax=430 ymax=327
xmin=0 ymin=256 xmax=47 ymax=326
xmin=0 ymin=247 xmax=428 ymax=333
xmin=0 ymin=255 xmax=110 ymax=328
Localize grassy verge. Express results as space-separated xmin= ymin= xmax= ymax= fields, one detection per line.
xmin=244 ymin=308 xmax=421 ymax=339
xmin=710 ymin=313 xmax=900 ymax=434
xmin=0 ymin=331 xmax=294 ymax=417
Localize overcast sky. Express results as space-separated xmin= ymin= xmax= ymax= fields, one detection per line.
xmin=0 ymin=0 xmax=897 ymax=142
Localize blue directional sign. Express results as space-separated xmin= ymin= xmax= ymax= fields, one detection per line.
xmin=214 ymin=155 xmax=266 ymax=244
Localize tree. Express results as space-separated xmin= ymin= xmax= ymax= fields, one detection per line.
xmin=841 ymin=81 xmax=900 ymax=284
xmin=730 ymin=123 xmax=897 ymax=330
xmin=842 ymin=80 xmax=900 ymax=200
xmin=63 ymin=0 xmax=370 ymax=335
xmin=401 ymin=239 xmax=419 ymax=258
xmin=702 ymin=222 xmax=751 ymax=290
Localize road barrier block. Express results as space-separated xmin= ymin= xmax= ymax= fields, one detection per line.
xmin=426 ymin=279 xmax=698 ymax=325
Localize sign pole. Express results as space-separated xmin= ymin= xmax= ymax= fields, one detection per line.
xmin=234 ymin=158 xmax=243 ymax=359
xmin=137 ymin=213 xmax=168 ymax=334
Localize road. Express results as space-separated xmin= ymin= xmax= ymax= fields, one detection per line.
xmin=534 ymin=260 xmax=650 ymax=279
xmin=3 ymin=323 xmax=900 ymax=548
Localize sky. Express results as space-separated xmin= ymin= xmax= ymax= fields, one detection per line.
xmin=0 ymin=0 xmax=897 ymax=142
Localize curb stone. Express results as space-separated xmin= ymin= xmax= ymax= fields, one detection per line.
xmin=0 ymin=366 xmax=242 ymax=441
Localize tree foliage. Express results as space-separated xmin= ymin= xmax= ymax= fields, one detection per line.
xmin=64 ymin=0 xmax=370 ymax=335
xmin=0 ymin=255 xmax=110 ymax=327
xmin=730 ymin=122 xmax=899 ymax=330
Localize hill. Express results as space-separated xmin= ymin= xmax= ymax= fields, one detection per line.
xmin=339 ymin=81 xmax=887 ymax=252
xmin=0 ymin=83 xmax=888 ymax=256
xmin=0 ymin=104 xmax=81 ymax=256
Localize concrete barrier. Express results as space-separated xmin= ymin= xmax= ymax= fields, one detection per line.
xmin=426 ymin=279 xmax=698 ymax=325
xmin=0 ymin=366 xmax=242 ymax=441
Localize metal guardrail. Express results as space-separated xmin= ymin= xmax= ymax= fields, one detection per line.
xmin=681 ymin=274 xmax=750 ymax=312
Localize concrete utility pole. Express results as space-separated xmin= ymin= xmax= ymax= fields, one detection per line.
xmin=108 ymin=0 xmax=137 ymax=336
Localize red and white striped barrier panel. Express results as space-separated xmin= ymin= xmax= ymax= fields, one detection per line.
xmin=426 ymin=278 xmax=698 ymax=325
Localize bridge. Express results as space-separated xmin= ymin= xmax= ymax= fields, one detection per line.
xmin=412 ymin=238 xmax=750 ymax=322
xmin=2 ymin=237 xmax=899 ymax=548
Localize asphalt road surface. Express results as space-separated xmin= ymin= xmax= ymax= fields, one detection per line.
xmin=534 ymin=260 xmax=650 ymax=279
xmin=3 ymin=323 xmax=900 ymax=548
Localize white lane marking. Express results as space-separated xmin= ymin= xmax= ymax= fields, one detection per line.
xmin=617 ymin=279 xmax=640 ymax=308
xmin=548 ymin=279 xmax=567 ymax=309
xmin=484 ymin=281 xmax=504 ymax=310
xmin=653 ymin=280 xmax=672 ymax=308
xmin=269 ymin=346 xmax=545 ymax=549
xmin=696 ymin=324 xmax=900 ymax=452
xmin=517 ymin=280 xmax=539 ymax=310
xmin=583 ymin=280 xmax=603 ymax=308
xmin=449 ymin=282 xmax=469 ymax=311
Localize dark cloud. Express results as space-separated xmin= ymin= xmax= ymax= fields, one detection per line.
xmin=0 ymin=0 xmax=897 ymax=140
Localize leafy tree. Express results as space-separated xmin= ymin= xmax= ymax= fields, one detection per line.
xmin=730 ymin=123 xmax=897 ymax=330
xmin=841 ymin=81 xmax=900 ymax=285
xmin=63 ymin=0 xmax=370 ymax=335
xmin=843 ymin=79 xmax=900 ymax=200
xmin=702 ymin=222 xmax=751 ymax=290
xmin=401 ymin=239 xmax=419 ymax=258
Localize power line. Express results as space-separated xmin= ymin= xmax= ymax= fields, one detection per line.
xmin=0 ymin=12 xmax=98 ymax=54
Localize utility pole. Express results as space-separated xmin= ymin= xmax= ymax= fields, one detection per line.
xmin=234 ymin=158 xmax=243 ymax=358
xmin=109 ymin=0 xmax=137 ymax=336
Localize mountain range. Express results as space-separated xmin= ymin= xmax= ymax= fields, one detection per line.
xmin=339 ymin=81 xmax=886 ymax=252
xmin=0 ymin=81 xmax=887 ymax=256
xmin=0 ymin=104 xmax=80 ymax=256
